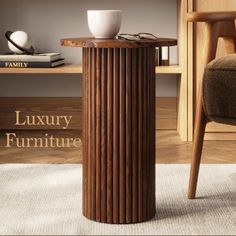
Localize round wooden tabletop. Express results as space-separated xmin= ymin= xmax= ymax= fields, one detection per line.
xmin=60 ymin=37 xmax=177 ymax=48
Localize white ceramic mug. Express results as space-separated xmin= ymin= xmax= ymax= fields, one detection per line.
xmin=87 ymin=10 xmax=122 ymax=39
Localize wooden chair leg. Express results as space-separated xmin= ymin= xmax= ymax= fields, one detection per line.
xmin=188 ymin=99 xmax=207 ymax=199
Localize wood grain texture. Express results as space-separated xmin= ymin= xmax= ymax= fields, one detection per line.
xmin=188 ymin=85 xmax=207 ymax=199
xmin=107 ymin=48 xmax=113 ymax=223
xmin=187 ymin=11 xmax=236 ymax=22
xmin=125 ymin=48 xmax=132 ymax=223
xmin=82 ymin=48 xmax=88 ymax=217
xmin=95 ymin=48 xmax=101 ymax=221
xmin=142 ymin=47 xmax=147 ymax=220
xmin=156 ymin=98 xmax=177 ymax=130
xmin=101 ymin=48 xmax=108 ymax=222
xmin=137 ymin=48 xmax=143 ymax=222
xmin=204 ymin=132 xmax=236 ymax=140
xmin=206 ymin=122 xmax=236 ymax=132
xmin=187 ymin=0 xmax=194 ymax=142
xmin=131 ymin=48 xmax=138 ymax=223
xmin=87 ymin=48 xmax=92 ymax=219
xmin=113 ymin=48 xmax=119 ymax=224
xmin=177 ymin=0 xmax=188 ymax=141
xmin=91 ymin=48 xmax=96 ymax=220
xmin=82 ymin=47 xmax=156 ymax=223
xmin=0 ymin=97 xmax=176 ymax=131
xmin=1 ymin=130 xmax=236 ymax=165
xmin=155 ymin=65 xmax=182 ymax=74
xmin=119 ymin=48 xmax=126 ymax=224
xmin=0 ymin=64 xmax=182 ymax=75
xmin=149 ymin=47 xmax=156 ymax=218
xmin=0 ymin=64 xmax=82 ymax=74
xmin=61 ymin=37 xmax=177 ymax=49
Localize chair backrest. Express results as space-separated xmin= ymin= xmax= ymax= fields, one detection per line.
xmin=187 ymin=11 xmax=236 ymax=65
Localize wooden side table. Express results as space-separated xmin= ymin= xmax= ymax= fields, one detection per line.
xmin=61 ymin=37 xmax=177 ymax=224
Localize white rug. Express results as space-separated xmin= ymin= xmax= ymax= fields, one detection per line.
xmin=0 ymin=164 xmax=235 ymax=235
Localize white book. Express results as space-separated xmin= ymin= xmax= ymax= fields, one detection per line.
xmin=0 ymin=53 xmax=61 ymax=62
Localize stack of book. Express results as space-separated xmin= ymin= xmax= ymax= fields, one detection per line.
xmin=0 ymin=53 xmax=64 ymax=68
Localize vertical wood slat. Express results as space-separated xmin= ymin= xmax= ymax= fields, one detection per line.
xmin=113 ymin=48 xmax=120 ymax=224
xmin=83 ymin=47 xmax=156 ymax=224
xmin=150 ymin=47 xmax=156 ymax=217
xmin=142 ymin=47 xmax=148 ymax=221
xmin=87 ymin=48 xmax=92 ymax=219
xmin=126 ymin=48 xmax=132 ymax=223
xmin=147 ymin=47 xmax=155 ymax=219
xmin=119 ymin=48 xmax=126 ymax=224
xmin=96 ymin=49 xmax=101 ymax=222
xmin=138 ymin=47 xmax=143 ymax=222
xmin=82 ymin=48 xmax=88 ymax=216
xmin=131 ymin=48 xmax=138 ymax=223
xmin=107 ymin=48 xmax=113 ymax=223
xmin=146 ymin=47 xmax=152 ymax=218
xmin=101 ymin=48 xmax=107 ymax=222
xmin=91 ymin=48 xmax=96 ymax=220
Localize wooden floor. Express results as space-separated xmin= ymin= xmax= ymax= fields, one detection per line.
xmin=0 ymin=130 xmax=235 ymax=164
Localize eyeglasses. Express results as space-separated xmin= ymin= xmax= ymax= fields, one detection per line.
xmin=117 ymin=32 xmax=158 ymax=41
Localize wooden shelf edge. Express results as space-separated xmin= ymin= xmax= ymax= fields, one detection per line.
xmin=0 ymin=64 xmax=182 ymax=75
xmin=0 ymin=64 xmax=82 ymax=74
xmin=156 ymin=65 xmax=182 ymax=74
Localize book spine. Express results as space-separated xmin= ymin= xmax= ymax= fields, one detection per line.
xmin=0 ymin=57 xmax=50 ymax=62
xmin=0 ymin=61 xmax=55 ymax=68
xmin=159 ymin=46 xmax=170 ymax=66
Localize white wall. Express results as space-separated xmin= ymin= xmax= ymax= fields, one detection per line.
xmin=0 ymin=0 xmax=178 ymax=97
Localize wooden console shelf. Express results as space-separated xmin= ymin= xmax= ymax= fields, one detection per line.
xmin=0 ymin=64 xmax=181 ymax=75
xmin=156 ymin=65 xmax=182 ymax=74
xmin=0 ymin=0 xmax=191 ymax=142
xmin=0 ymin=64 xmax=82 ymax=74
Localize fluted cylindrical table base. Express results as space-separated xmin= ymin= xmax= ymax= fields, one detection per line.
xmin=82 ymin=47 xmax=156 ymax=224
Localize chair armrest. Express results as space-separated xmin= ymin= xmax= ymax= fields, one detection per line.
xmin=187 ymin=11 xmax=236 ymax=22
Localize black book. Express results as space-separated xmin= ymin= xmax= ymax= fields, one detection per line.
xmin=0 ymin=59 xmax=65 ymax=68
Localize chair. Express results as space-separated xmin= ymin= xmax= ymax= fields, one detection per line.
xmin=187 ymin=11 xmax=236 ymax=199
